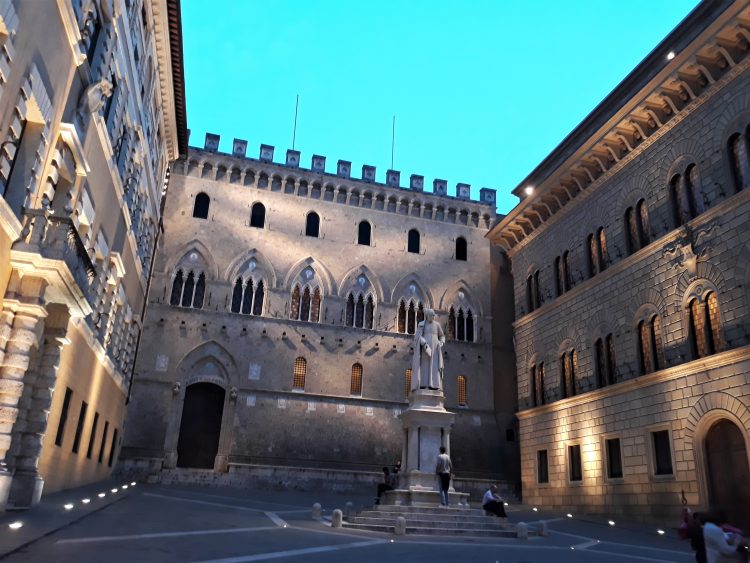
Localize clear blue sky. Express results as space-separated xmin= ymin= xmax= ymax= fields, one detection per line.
xmin=181 ymin=1 xmax=699 ymax=214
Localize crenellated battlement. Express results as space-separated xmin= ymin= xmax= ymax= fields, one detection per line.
xmin=195 ymin=132 xmax=498 ymax=208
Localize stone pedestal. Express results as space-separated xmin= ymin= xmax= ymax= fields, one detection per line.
xmin=7 ymin=470 xmax=43 ymax=509
xmin=382 ymin=389 xmax=469 ymax=507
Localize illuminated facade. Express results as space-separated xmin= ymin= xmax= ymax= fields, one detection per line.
xmin=119 ymin=143 xmax=519 ymax=491
xmin=0 ymin=0 xmax=186 ymax=509
xmin=488 ymin=0 xmax=750 ymax=525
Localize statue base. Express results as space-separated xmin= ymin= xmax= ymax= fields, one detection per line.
xmin=382 ymin=487 xmax=470 ymax=507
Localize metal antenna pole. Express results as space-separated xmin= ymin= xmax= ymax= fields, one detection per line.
xmin=292 ymin=94 xmax=299 ymax=150
xmin=391 ymin=115 xmax=395 ymax=169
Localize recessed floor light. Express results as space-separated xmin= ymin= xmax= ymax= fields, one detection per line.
xmin=608 ymin=520 xmax=615 ymax=526
xmin=98 ymin=493 xmax=106 ymax=498
xmin=667 ymin=51 xmax=676 ymax=60
xmin=82 ymin=498 xmax=91 ymax=504
xmin=111 ymin=488 xmax=118 ymax=493
xmin=567 ymin=513 xmax=573 ymax=518
xmin=8 ymin=521 xmax=23 ymax=530
xmin=64 ymin=503 xmax=74 ymax=510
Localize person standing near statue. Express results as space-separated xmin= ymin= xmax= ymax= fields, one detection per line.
xmin=435 ymin=446 xmax=452 ymax=507
xmin=411 ymin=308 xmax=445 ymax=391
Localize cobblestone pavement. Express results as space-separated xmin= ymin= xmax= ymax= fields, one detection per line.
xmin=0 ymin=482 xmax=695 ymax=562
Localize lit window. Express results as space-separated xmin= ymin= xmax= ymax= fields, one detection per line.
xmin=293 ymin=357 xmax=306 ymax=390
xmin=457 ymin=375 xmax=467 ymax=406
xmin=350 ymin=363 xmax=363 ymax=396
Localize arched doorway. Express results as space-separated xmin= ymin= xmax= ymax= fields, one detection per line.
xmin=705 ymin=419 xmax=750 ymax=529
xmin=176 ymin=383 xmax=225 ymax=469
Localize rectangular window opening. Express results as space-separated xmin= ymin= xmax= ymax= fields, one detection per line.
xmin=98 ymin=421 xmax=109 ymax=463
xmin=54 ymin=388 xmax=73 ymax=447
xmin=71 ymin=401 xmax=88 ymax=454
xmin=605 ymin=438 xmax=623 ymax=479
xmin=568 ymin=444 xmax=582 ymax=482
xmin=108 ymin=428 xmax=119 ymax=467
xmin=652 ymin=430 xmax=673 ymax=476
xmin=86 ymin=412 xmax=100 ymax=459
xmin=537 ymin=450 xmax=549 ymax=484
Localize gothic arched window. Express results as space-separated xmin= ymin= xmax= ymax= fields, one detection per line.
xmin=457 ymin=375 xmax=467 ymax=406
xmin=729 ymin=132 xmax=750 ymax=192
xmin=408 ymin=229 xmax=420 ymax=254
xmin=293 ymin=357 xmax=306 ymax=390
xmin=358 ymin=221 xmax=372 ymax=246
xmin=350 ymin=363 xmax=363 ymax=396
xmin=456 ymin=237 xmax=467 ymax=261
xmin=193 ymin=192 xmax=209 ymax=219
xmin=250 ymin=202 xmax=266 ymax=228
xmin=306 ymin=212 xmax=320 ymax=237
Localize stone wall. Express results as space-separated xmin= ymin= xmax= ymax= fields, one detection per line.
xmin=121 ymin=152 xmax=519 ymax=482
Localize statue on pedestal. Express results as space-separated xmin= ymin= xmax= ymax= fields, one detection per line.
xmin=410 ymin=308 xmax=445 ymax=392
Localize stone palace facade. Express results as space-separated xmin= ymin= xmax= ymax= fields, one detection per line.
xmin=488 ymin=0 xmax=750 ymax=526
xmin=119 ymin=143 xmax=519 ymax=488
xmin=0 ymin=0 xmax=186 ymax=509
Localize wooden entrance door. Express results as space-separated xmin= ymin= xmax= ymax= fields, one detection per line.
xmin=176 ymin=383 xmax=225 ymax=469
xmin=705 ymin=419 xmax=750 ymax=530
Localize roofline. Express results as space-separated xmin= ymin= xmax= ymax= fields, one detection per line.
xmin=166 ymin=0 xmax=188 ymax=159
xmin=510 ymin=0 xmax=734 ymax=198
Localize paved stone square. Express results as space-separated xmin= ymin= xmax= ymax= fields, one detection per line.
xmin=0 ymin=482 xmax=696 ymax=562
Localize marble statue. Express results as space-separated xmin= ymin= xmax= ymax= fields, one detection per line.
xmin=410 ymin=308 xmax=445 ymax=391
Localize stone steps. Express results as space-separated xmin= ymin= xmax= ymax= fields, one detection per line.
xmin=343 ymin=504 xmax=523 ymax=538
xmin=348 ymin=515 xmax=508 ymax=530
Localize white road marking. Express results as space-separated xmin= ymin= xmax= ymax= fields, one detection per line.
xmin=571 ymin=539 xmax=600 ymax=549
xmin=56 ymin=526 xmax=280 ymax=545
xmin=264 ymin=512 xmax=287 ymax=527
xmin=154 ymin=489 xmax=303 ymax=510
xmin=194 ymin=539 xmax=387 ymax=562
xmin=142 ymin=492 xmax=265 ymax=512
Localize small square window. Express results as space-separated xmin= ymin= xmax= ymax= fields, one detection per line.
xmin=537 ymin=450 xmax=549 ymax=484
xmin=605 ymin=438 xmax=623 ymax=479
xmin=568 ymin=444 xmax=582 ymax=482
xmin=652 ymin=430 xmax=673 ymax=475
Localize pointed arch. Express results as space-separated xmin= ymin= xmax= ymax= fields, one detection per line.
xmin=175 ymin=340 xmax=239 ymax=389
xmin=224 ymin=247 xmax=278 ymax=288
xmin=390 ymin=272 xmax=434 ymax=308
xmin=438 ymin=279 xmax=483 ymax=317
xmin=337 ymin=264 xmax=386 ymax=303
xmin=168 ymin=239 xmax=219 ymax=280
xmin=283 ymin=256 xmax=336 ymax=296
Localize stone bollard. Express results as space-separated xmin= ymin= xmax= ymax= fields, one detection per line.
xmin=538 ymin=520 xmax=548 ymax=536
xmin=312 ymin=503 xmax=322 ymax=519
xmin=331 ymin=509 xmax=343 ymax=528
xmin=395 ymin=516 xmax=406 ymax=535
xmin=344 ymin=501 xmax=353 ymax=518
xmin=516 ymin=522 xmax=528 ymax=539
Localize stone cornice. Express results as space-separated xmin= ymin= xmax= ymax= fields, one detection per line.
xmin=150 ymin=0 xmax=187 ymax=160
xmin=179 ymin=149 xmax=496 ymax=229
xmin=0 ymin=198 xmax=22 ymax=241
xmin=516 ymin=344 xmax=750 ymax=420
xmin=489 ymin=1 xmax=750 ymax=252
xmin=512 ymin=187 xmax=750 ymax=328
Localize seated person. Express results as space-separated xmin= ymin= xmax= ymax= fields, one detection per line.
xmin=482 ymin=484 xmax=507 ymax=518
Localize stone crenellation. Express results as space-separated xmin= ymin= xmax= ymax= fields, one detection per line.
xmin=196 ymin=131 xmax=498 ymax=209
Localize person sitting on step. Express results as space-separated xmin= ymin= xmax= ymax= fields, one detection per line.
xmin=482 ymin=484 xmax=507 ymax=518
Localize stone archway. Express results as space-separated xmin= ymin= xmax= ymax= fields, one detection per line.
xmin=175 ymin=383 xmax=225 ymax=469
xmin=705 ymin=419 xmax=750 ymax=530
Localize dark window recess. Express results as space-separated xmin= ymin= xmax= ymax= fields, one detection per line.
xmin=54 ymin=388 xmax=73 ymax=447
xmin=606 ymin=438 xmax=623 ymax=479
xmin=108 ymin=428 xmax=119 ymax=467
xmin=98 ymin=421 xmax=109 ymax=463
xmin=505 ymin=429 xmax=515 ymax=442
xmin=407 ymin=229 xmax=420 ymax=253
xmin=71 ymin=401 xmax=88 ymax=454
xmin=86 ymin=412 xmax=100 ymax=459
xmin=193 ymin=193 xmax=210 ymax=218
xmin=305 ymin=212 xmax=320 ymax=237
xmin=652 ymin=430 xmax=673 ymax=475
xmin=537 ymin=450 xmax=549 ymax=484
xmin=250 ymin=203 xmax=266 ymax=228
xmin=455 ymin=237 xmax=467 ymax=261
xmin=568 ymin=444 xmax=582 ymax=482
xmin=358 ymin=221 xmax=371 ymax=246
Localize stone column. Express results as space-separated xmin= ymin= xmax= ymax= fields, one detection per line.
xmin=0 ymin=277 xmax=47 ymax=510
xmin=8 ymin=323 xmax=69 ymax=508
